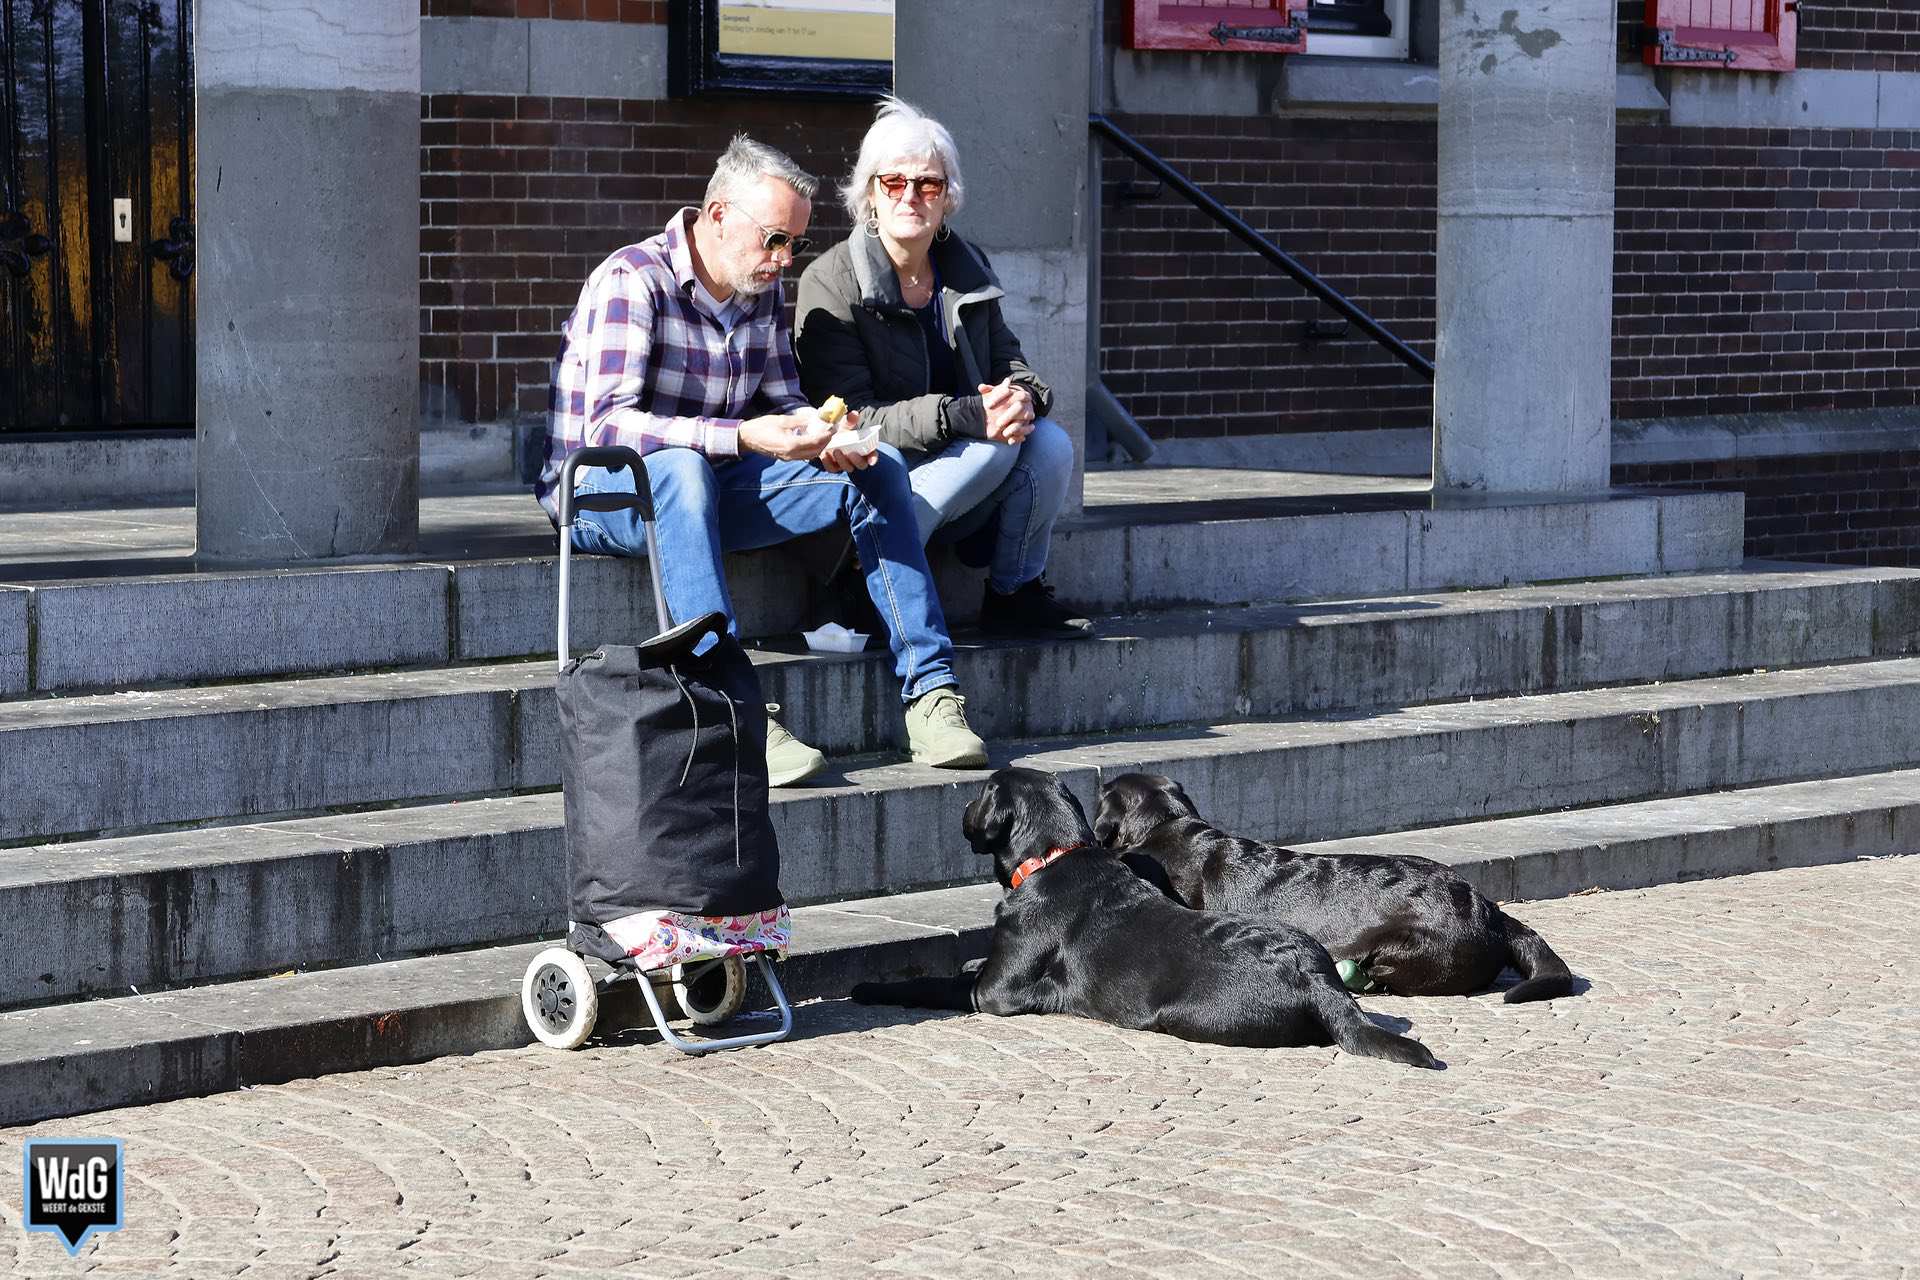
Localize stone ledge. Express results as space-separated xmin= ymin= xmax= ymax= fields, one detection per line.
xmin=1614 ymin=407 xmax=1920 ymax=468
xmin=0 ymin=490 xmax=1744 ymax=695
xmin=1109 ymin=53 xmax=1669 ymax=120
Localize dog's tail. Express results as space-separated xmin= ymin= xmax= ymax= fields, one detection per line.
xmin=1498 ymin=911 xmax=1576 ymax=1004
xmin=1311 ymin=985 xmax=1440 ymax=1069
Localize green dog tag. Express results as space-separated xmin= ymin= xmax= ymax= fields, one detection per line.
xmin=1336 ymin=959 xmax=1374 ymax=992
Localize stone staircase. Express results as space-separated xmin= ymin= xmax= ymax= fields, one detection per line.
xmin=6 ymin=472 xmax=1917 ymax=1125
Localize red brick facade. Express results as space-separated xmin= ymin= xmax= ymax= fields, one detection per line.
xmin=1095 ymin=114 xmax=1920 ymax=442
xmin=1617 ymin=452 xmax=1920 ymax=567
xmin=419 ymin=95 xmax=865 ymax=426
xmin=1097 ymin=115 xmax=1436 ymax=442
xmin=1614 ymin=123 xmax=1920 ymax=421
xmin=415 ymin=5 xmax=1920 ymax=567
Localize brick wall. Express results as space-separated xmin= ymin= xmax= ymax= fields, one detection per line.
xmin=1617 ymin=452 xmax=1920 ymax=566
xmin=1096 ymin=114 xmax=1920 ymax=442
xmin=1097 ymin=115 xmax=1437 ymax=442
xmin=1618 ymin=1 xmax=1920 ymax=71
xmin=420 ymin=95 xmax=867 ymax=427
xmin=1615 ymin=123 xmax=1920 ymax=419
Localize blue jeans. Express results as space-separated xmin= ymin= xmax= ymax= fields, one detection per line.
xmin=571 ymin=445 xmax=959 ymax=702
xmin=909 ymin=417 xmax=1074 ymax=595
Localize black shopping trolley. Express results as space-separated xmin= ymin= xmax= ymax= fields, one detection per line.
xmin=519 ymin=446 xmax=795 ymax=1054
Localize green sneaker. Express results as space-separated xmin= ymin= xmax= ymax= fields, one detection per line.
xmin=764 ymin=703 xmax=826 ymax=787
xmin=904 ymin=687 xmax=988 ymax=768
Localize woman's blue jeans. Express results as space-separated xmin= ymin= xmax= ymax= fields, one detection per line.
xmin=571 ymin=444 xmax=959 ymax=703
xmin=907 ymin=417 xmax=1073 ymax=595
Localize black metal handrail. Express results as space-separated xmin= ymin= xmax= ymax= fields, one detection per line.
xmin=1090 ymin=112 xmax=1434 ymax=383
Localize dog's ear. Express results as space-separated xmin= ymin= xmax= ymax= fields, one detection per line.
xmin=1092 ymin=788 xmax=1122 ymax=847
xmin=1160 ymin=776 xmax=1199 ymax=819
xmin=963 ymin=775 xmax=1014 ymax=858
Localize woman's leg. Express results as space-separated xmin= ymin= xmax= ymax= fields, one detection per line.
xmin=984 ymin=417 xmax=1074 ymax=593
xmin=903 ymin=437 xmax=1019 ymax=545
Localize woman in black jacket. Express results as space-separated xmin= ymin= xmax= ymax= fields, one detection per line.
xmin=795 ymin=97 xmax=1085 ymax=637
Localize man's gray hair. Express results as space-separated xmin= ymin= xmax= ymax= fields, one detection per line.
xmin=841 ymin=96 xmax=965 ymax=226
xmin=704 ymin=134 xmax=818 ymax=208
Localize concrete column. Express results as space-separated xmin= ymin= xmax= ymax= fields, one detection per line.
xmin=1433 ymin=1 xmax=1615 ymax=497
xmin=194 ymin=1 xmax=420 ymax=565
xmin=895 ymin=1 xmax=1093 ymax=510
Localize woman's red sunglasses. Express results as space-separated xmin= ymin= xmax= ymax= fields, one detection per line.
xmin=876 ymin=172 xmax=948 ymax=200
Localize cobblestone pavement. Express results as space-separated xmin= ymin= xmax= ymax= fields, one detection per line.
xmin=6 ymin=857 xmax=1920 ymax=1279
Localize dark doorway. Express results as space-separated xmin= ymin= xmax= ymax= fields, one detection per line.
xmin=2 ymin=0 xmax=194 ymax=433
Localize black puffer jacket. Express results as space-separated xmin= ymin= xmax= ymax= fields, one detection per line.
xmin=794 ymin=228 xmax=1053 ymax=459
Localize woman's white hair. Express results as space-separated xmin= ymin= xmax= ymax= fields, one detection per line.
xmin=840 ymin=96 xmax=965 ymax=227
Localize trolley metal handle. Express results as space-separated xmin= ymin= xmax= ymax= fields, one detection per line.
xmin=556 ymin=446 xmax=672 ymax=670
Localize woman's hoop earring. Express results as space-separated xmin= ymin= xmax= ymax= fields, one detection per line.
xmin=864 ymin=216 xmax=881 ymax=239
xmin=934 ymin=224 xmax=952 ymax=242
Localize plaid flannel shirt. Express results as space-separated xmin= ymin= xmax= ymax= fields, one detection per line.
xmin=535 ymin=209 xmax=808 ymax=519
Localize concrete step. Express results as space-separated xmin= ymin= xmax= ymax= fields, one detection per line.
xmin=15 ymin=657 xmax=1920 ymax=1005
xmin=5 ymin=778 xmax=1914 ymax=1128
xmin=5 ymin=565 xmax=1910 ymax=846
xmin=0 ymin=486 xmax=1739 ymax=695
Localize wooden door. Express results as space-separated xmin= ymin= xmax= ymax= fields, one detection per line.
xmin=1 ymin=0 xmax=194 ymax=433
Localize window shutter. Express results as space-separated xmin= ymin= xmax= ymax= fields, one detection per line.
xmin=1642 ymin=0 xmax=1797 ymax=72
xmin=1128 ymin=0 xmax=1310 ymax=54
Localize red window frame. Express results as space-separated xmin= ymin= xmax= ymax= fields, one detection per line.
xmin=1128 ymin=0 xmax=1310 ymax=55
xmin=1642 ymin=0 xmax=1797 ymax=73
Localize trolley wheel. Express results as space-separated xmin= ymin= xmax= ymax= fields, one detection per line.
xmin=671 ymin=955 xmax=748 ymax=1025
xmin=522 ymin=947 xmax=599 ymax=1049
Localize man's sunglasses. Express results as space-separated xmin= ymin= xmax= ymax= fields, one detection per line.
xmin=876 ymin=172 xmax=948 ymax=201
xmin=739 ymin=211 xmax=813 ymax=258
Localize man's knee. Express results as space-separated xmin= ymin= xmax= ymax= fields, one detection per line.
xmin=643 ymin=447 xmax=718 ymax=505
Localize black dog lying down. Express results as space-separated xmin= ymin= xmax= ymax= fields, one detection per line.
xmin=851 ymin=768 xmax=1439 ymax=1068
xmin=1093 ymin=772 xmax=1575 ymax=1004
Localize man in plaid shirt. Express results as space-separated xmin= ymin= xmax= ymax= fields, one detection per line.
xmin=538 ymin=135 xmax=986 ymax=784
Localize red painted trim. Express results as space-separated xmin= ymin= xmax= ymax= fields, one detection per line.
xmin=1127 ymin=0 xmax=1309 ymax=54
xmin=1643 ymin=0 xmax=1797 ymax=73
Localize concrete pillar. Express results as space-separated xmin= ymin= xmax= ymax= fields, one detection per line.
xmin=1433 ymin=1 xmax=1615 ymax=497
xmin=895 ymin=1 xmax=1093 ymax=510
xmin=194 ymin=1 xmax=420 ymax=565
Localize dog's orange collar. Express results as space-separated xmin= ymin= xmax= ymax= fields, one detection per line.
xmin=1009 ymin=843 xmax=1087 ymax=890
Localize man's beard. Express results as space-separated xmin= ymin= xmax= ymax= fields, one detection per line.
xmin=730 ymin=269 xmax=777 ymax=298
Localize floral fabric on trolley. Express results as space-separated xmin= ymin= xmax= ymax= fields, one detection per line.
xmin=602 ymin=904 xmax=791 ymax=971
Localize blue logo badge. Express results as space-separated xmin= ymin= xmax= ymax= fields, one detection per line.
xmin=22 ymin=1138 xmax=124 ymax=1255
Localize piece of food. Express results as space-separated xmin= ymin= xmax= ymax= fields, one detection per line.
xmin=818 ymin=395 xmax=849 ymax=425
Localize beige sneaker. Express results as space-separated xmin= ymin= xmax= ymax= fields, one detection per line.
xmin=764 ymin=703 xmax=826 ymax=787
xmin=904 ymin=687 xmax=988 ymax=768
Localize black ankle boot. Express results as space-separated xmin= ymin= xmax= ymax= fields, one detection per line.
xmin=979 ymin=578 xmax=1091 ymax=638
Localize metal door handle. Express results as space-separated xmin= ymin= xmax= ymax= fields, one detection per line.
xmin=149 ymin=215 xmax=194 ymax=281
xmin=0 ymin=209 xmax=52 ymax=279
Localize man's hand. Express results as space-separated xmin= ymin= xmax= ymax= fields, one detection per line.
xmin=979 ymin=378 xmax=1035 ymax=444
xmin=819 ymin=409 xmax=877 ymax=473
xmin=740 ymin=412 xmax=834 ymax=460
